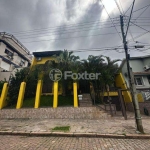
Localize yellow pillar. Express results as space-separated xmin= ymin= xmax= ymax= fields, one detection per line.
xmin=53 ymin=81 xmax=58 ymax=108
xmin=16 ymin=82 xmax=26 ymax=109
xmin=73 ymin=82 xmax=78 ymax=107
xmin=34 ymin=80 xmax=43 ymax=108
xmin=0 ymin=83 xmax=8 ymax=109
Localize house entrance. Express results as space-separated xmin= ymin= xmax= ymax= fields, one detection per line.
xmin=79 ymin=80 xmax=90 ymax=94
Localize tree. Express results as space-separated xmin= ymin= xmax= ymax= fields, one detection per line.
xmin=7 ymin=67 xmax=39 ymax=106
xmin=56 ymin=49 xmax=80 ymax=96
xmin=81 ymin=55 xmax=105 ymax=104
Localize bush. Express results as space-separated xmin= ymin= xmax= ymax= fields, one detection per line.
xmin=7 ymin=67 xmax=38 ymax=106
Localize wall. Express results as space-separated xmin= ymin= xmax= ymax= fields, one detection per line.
xmin=126 ymin=102 xmax=150 ymax=115
xmin=0 ymin=72 xmax=11 ymax=81
xmin=0 ymin=39 xmax=31 ymax=71
xmin=143 ymin=57 xmax=150 ymax=67
xmin=130 ymin=59 xmax=144 ymax=72
xmin=121 ymin=59 xmax=150 ymax=91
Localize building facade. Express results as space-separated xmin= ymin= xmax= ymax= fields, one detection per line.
xmin=120 ymin=55 xmax=150 ymax=101
xmin=0 ymin=32 xmax=31 ymax=81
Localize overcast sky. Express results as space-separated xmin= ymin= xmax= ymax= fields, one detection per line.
xmin=0 ymin=0 xmax=150 ymax=60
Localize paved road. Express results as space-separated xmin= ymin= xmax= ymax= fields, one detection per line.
xmin=0 ymin=135 xmax=150 ymax=150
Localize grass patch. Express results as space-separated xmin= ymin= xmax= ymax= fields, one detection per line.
xmin=52 ymin=126 xmax=70 ymax=132
xmin=5 ymin=95 xmax=73 ymax=108
xmin=22 ymin=95 xmax=73 ymax=108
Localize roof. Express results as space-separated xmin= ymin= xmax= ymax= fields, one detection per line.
xmin=0 ymin=32 xmax=30 ymax=54
xmin=130 ymin=55 xmax=150 ymax=60
xmin=33 ymin=51 xmax=62 ymax=57
xmin=119 ymin=54 xmax=150 ymax=69
xmin=133 ymin=72 xmax=150 ymax=76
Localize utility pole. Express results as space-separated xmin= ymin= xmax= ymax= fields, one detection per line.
xmin=120 ymin=15 xmax=144 ymax=133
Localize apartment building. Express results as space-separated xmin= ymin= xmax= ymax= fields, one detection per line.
xmin=0 ymin=32 xmax=31 ymax=80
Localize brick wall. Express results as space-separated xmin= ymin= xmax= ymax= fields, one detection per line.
xmin=126 ymin=102 xmax=150 ymax=115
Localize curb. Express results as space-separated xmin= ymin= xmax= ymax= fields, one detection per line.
xmin=0 ymin=131 xmax=150 ymax=139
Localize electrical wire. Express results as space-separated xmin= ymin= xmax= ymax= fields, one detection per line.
xmin=124 ymin=3 xmax=132 ymax=15
xmin=17 ymin=27 xmax=122 ymax=40
xmin=114 ymin=0 xmax=123 ymax=14
xmin=10 ymin=18 xmax=120 ymax=34
xmin=21 ymin=32 xmax=119 ymax=43
xmin=14 ymin=25 xmax=121 ymax=39
xmin=125 ymin=0 xmax=135 ymax=37
xmin=130 ymin=22 xmax=150 ymax=33
xmin=132 ymin=3 xmax=150 ymax=13
xmin=99 ymin=0 xmax=122 ymax=40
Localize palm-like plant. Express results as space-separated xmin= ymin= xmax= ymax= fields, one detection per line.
xmin=56 ymin=49 xmax=80 ymax=96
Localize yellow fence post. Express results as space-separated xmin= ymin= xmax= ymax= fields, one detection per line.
xmin=73 ymin=82 xmax=78 ymax=107
xmin=0 ymin=83 xmax=8 ymax=109
xmin=53 ymin=81 xmax=58 ymax=108
xmin=34 ymin=80 xmax=43 ymax=108
xmin=16 ymin=82 xmax=26 ymax=109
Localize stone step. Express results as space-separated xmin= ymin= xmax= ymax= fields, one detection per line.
xmin=81 ymin=101 xmax=92 ymax=103
xmin=0 ymin=107 xmax=110 ymax=119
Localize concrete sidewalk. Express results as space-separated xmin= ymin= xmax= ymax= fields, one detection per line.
xmin=0 ymin=112 xmax=150 ymax=138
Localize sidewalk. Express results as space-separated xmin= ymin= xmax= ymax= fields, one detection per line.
xmin=0 ymin=112 xmax=150 ymax=138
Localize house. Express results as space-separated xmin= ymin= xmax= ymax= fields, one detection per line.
xmin=120 ymin=55 xmax=150 ymax=101
xmin=0 ymin=32 xmax=31 ymax=81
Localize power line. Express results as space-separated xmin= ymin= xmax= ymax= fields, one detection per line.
xmin=14 ymin=24 xmax=121 ymax=39
xmin=130 ymin=22 xmax=150 ymax=33
xmin=114 ymin=0 xmax=123 ymax=14
xmin=0 ymin=46 xmax=127 ymax=57
xmin=124 ymin=3 xmax=132 ymax=15
xmin=10 ymin=18 xmax=120 ymax=34
xmin=135 ymin=48 xmax=150 ymax=54
xmin=132 ymin=3 xmax=150 ymax=13
xmin=128 ymin=32 xmax=150 ymax=42
xmin=16 ymin=26 xmax=121 ymax=40
xmin=125 ymin=0 xmax=135 ymax=37
xmin=99 ymin=0 xmax=122 ymax=40
xmin=118 ymin=0 xmax=125 ymax=14
xmin=132 ymin=5 xmax=150 ymax=23
xmin=21 ymin=32 xmax=119 ymax=43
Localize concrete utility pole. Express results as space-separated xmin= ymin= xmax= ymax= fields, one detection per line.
xmin=120 ymin=15 xmax=144 ymax=133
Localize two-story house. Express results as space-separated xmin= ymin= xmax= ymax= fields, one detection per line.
xmin=0 ymin=32 xmax=31 ymax=81
xmin=120 ymin=55 xmax=150 ymax=101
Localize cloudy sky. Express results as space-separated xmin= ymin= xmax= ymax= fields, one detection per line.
xmin=0 ymin=0 xmax=150 ymax=60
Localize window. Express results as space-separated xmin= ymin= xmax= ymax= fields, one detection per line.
xmin=134 ymin=77 xmax=143 ymax=86
xmin=19 ymin=59 xmax=25 ymax=67
xmin=5 ymin=49 xmax=13 ymax=59
xmin=148 ymin=76 xmax=150 ymax=85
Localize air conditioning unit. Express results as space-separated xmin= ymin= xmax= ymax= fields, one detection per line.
xmin=144 ymin=65 xmax=150 ymax=70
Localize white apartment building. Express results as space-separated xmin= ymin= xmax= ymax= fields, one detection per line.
xmin=0 ymin=32 xmax=31 ymax=81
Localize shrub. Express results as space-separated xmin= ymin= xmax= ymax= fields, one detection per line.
xmin=7 ymin=67 xmax=38 ymax=106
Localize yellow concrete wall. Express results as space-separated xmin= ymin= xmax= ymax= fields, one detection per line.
xmin=0 ymin=83 xmax=8 ymax=109
xmin=103 ymin=92 xmax=118 ymax=96
xmin=73 ymin=82 xmax=78 ymax=107
xmin=30 ymin=56 xmax=56 ymax=68
xmin=34 ymin=80 xmax=43 ymax=108
xmin=53 ymin=81 xmax=58 ymax=108
xmin=115 ymin=73 xmax=132 ymax=102
xmin=16 ymin=82 xmax=26 ymax=109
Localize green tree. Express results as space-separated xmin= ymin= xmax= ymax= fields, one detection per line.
xmin=56 ymin=49 xmax=80 ymax=96
xmin=7 ymin=67 xmax=39 ymax=106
